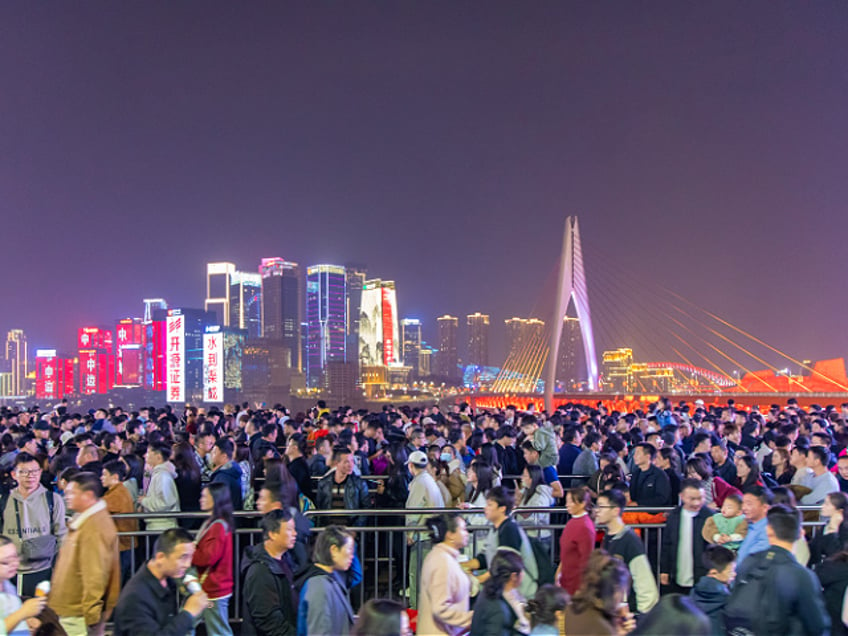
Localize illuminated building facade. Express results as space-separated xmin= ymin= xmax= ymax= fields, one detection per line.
xmin=115 ymin=318 xmax=144 ymax=386
xmin=358 ymin=279 xmax=400 ymax=368
xmin=556 ymin=316 xmax=584 ymax=390
xmin=436 ymin=315 xmax=459 ymax=381
xmin=504 ymin=318 xmax=545 ymax=362
xmin=401 ymin=318 xmax=422 ymax=379
xmin=229 ymin=271 xmax=262 ymax=338
xmin=4 ymin=330 xmax=27 ymax=397
xmin=260 ymin=257 xmax=302 ymax=372
xmin=205 ymin=262 xmax=236 ymax=327
xmin=35 ymin=350 xmax=75 ymax=400
xmin=602 ymin=348 xmax=634 ymax=393
xmin=78 ymin=327 xmax=114 ymax=395
xmin=345 ymin=264 xmax=367 ymax=368
xmin=466 ymin=312 xmax=490 ymax=368
xmin=306 ymin=264 xmax=347 ymax=388
xmin=167 ymin=308 xmax=216 ymax=403
xmin=143 ymin=299 xmax=168 ymax=391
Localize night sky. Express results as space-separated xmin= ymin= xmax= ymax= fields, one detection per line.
xmin=3 ymin=2 xmax=848 ymax=369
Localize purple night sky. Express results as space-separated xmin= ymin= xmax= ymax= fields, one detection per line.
xmin=2 ymin=2 xmax=847 ymax=368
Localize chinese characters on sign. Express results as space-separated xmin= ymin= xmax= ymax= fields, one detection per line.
xmin=203 ymin=331 xmax=224 ymax=403
xmin=166 ymin=315 xmax=185 ymax=403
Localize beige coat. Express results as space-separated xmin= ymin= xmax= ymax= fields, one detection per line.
xmin=417 ymin=542 xmax=473 ymax=636
xmin=49 ymin=501 xmax=121 ymax=625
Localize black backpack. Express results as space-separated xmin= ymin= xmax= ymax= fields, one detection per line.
xmin=723 ymin=550 xmax=776 ymax=636
xmin=527 ymin=536 xmax=556 ymax=586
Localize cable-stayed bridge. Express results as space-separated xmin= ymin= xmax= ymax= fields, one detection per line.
xmin=471 ymin=217 xmax=848 ymax=412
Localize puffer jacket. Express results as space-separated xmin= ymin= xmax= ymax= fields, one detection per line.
xmin=210 ymin=461 xmax=243 ymax=510
xmin=141 ymin=461 xmax=179 ymax=530
xmin=689 ymin=575 xmax=730 ymax=636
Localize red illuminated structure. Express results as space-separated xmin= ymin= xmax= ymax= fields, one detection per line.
xmin=35 ymin=350 xmax=74 ymax=400
xmin=78 ymin=327 xmax=115 ymax=395
xmin=116 ymin=318 xmax=143 ymax=386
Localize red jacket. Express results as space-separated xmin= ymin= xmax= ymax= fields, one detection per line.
xmin=711 ymin=476 xmax=741 ymax=508
xmin=559 ymin=514 xmax=596 ymax=595
xmin=192 ymin=518 xmax=234 ymax=599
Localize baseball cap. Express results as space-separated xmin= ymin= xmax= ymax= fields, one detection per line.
xmin=407 ymin=451 xmax=429 ymax=467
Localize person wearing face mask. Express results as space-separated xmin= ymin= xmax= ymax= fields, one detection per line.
xmin=438 ymin=446 xmax=467 ymax=506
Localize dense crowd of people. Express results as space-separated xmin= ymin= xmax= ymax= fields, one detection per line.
xmin=0 ymin=396 xmax=845 ymax=634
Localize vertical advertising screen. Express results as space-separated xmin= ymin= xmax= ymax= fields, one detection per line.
xmin=166 ymin=315 xmax=185 ymax=403
xmin=36 ymin=353 xmax=57 ymax=400
xmin=203 ymin=331 xmax=224 ymax=403
xmin=79 ymin=350 xmax=97 ymax=395
xmin=358 ymin=283 xmax=383 ymax=366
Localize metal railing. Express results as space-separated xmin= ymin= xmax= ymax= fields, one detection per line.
xmin=111 ymin=504 xmax=827 ymax=626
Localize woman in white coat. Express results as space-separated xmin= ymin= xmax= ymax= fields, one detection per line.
xmin=417 ymin=513 xmax=476 ymax=636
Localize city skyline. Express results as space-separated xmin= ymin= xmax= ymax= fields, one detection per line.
xmin=3 ymin=3 xmax=848 ymax=365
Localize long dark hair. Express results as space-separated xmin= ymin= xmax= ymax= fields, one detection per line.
xmin=483 ymin=549 xmax=524 ymax=599
xmin=203 ymin=482 xmax=234 ymax=530
xmin=264 ymin=457 xmax=298 ymax=508
xmin=521 ymin=464 xmax=545 ymax=505
xmin=469 ymin=460 xmax=494 ymax=503
xmin=570 ymin=550 xmax=630 ymax=620
xmin=122 ymin=452 xmax=145 ymax=485
xmin=736 ymin=455 xmax=761 ymax=490
xmin=172 ymin=441 xmax=200 ymax=482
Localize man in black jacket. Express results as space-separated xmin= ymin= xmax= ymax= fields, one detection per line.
xmin=315 ymin=448 xmax=371 ymax=527
xmin=660 ymin=478 xmax=712 ymax=594
xmin=726 ymin=504 xmax=830 ymax=636
xmin=629 ymin=443 xmax=672 ymax=507
xmin=241 ymin=509 xmax=299 ymax=636
xmin=112 ymin=528 xmax=208 ymax=636
xmin=209 ymin=437 xmax=243 ymax=510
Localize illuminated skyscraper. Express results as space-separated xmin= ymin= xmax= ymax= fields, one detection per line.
xmin=306 ymin=264 xmax=347 ymax=388
xmin=115 ymin=317 xmax=144 ymax=386
xmin=142 ymin=299 xmax=168 ymax=391
xmin=78 ymin=327 xmax=114 ymax=395
xmin=556 ymin=316 xmax=584 ymax=390
xmin=466 ymin=312 xmax=490 ymax=368
xmin=602 ymin=348 xmax=634 ymax=393
xmin=4 ymin=329 xmax=27 ymax=397
xmin=436 ymin=315 xmax=459 ymax=381
xmin=504 ymin=318 xmax=545 ymax=363
xmin=260 ymin=257 xmax=302 ymax=372
xmin=345 ymin=264 xmax=367 ymax=365
xmin=205 ymin=262 xmax=236 ymax=327
xmin=229 ymin=271 xmax=262 ymax=338
xmin=401 ymin=318 xmax=422 ymax=378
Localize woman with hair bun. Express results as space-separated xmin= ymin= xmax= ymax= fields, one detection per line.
xmin=417 ymin=513 xmax=474 ymax=636
xmin=526 ymin=584 xmax=569 ymax=635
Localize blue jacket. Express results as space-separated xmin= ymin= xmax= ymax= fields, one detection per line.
xmin=297 ymin=566 xmax=354 ymax=636
xmin=211 ymin=461 xmax=243 ymax=510
xmin=690 ymin=575 xmax=729 ymax=636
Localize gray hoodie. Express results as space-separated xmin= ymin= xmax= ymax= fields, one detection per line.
xmin=1 ymin=485 xmax=67 ymax=573
xmin=141 ymin=461 xmax=180 ymax=530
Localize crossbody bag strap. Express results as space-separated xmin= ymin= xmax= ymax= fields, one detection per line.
xmin=13 ymin=498 xmax=22 ymax=539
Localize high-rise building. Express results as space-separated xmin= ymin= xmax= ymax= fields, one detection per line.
xmin=4 ymin=329 xmax=27 ymax=397
xmin=242 ymin=338 xmax=292 ymax=406
xmin=358 ymin=279 xmax=400 ymax=368
xmin=229 ymin=271 xmax=262 ymax=338
xmin=78 ymin=327 xmax=114 ymax=395
xmin=466 ymin=312 xmax=490 ymax=368
xmin=556 ymin=316 xmax=584 ymax=390
xmin=35 ymin=349 xmax=74 ymax=400
xmin=602 ymin=348 xmax=634 ymax=393
xmin=260 ymin=257 xmax=302 ymax=372
xmin=306 ymin=265 xmax=347 ymax=388
xmin=504 ymin=318 xmax=546 ymax=363
xmin=418 ymin=345 xmax=434 ymax=378
xmin=115 ymin=318 xmax=144 ymax=387
xmin=165 ymin=308 xmax=216 ymax=403
xmin=205 ymin=262 xmax=236 ymax=327
xmin=401 ymin=318 xmax=422 ymax=379
xmin=436 ymin=315 xmax=459 ymax=381
xmin=345 ymin=264 xmax=367 ymax=366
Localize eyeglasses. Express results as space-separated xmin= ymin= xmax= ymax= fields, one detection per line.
xmin=16 ymin=470 xmax=41 ymax=477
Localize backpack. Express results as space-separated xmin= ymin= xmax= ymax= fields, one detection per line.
xmin=527 ymin=536 xmax=556 ymax=585
xmin=723 ymin=550 xmax=776 ymax=635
